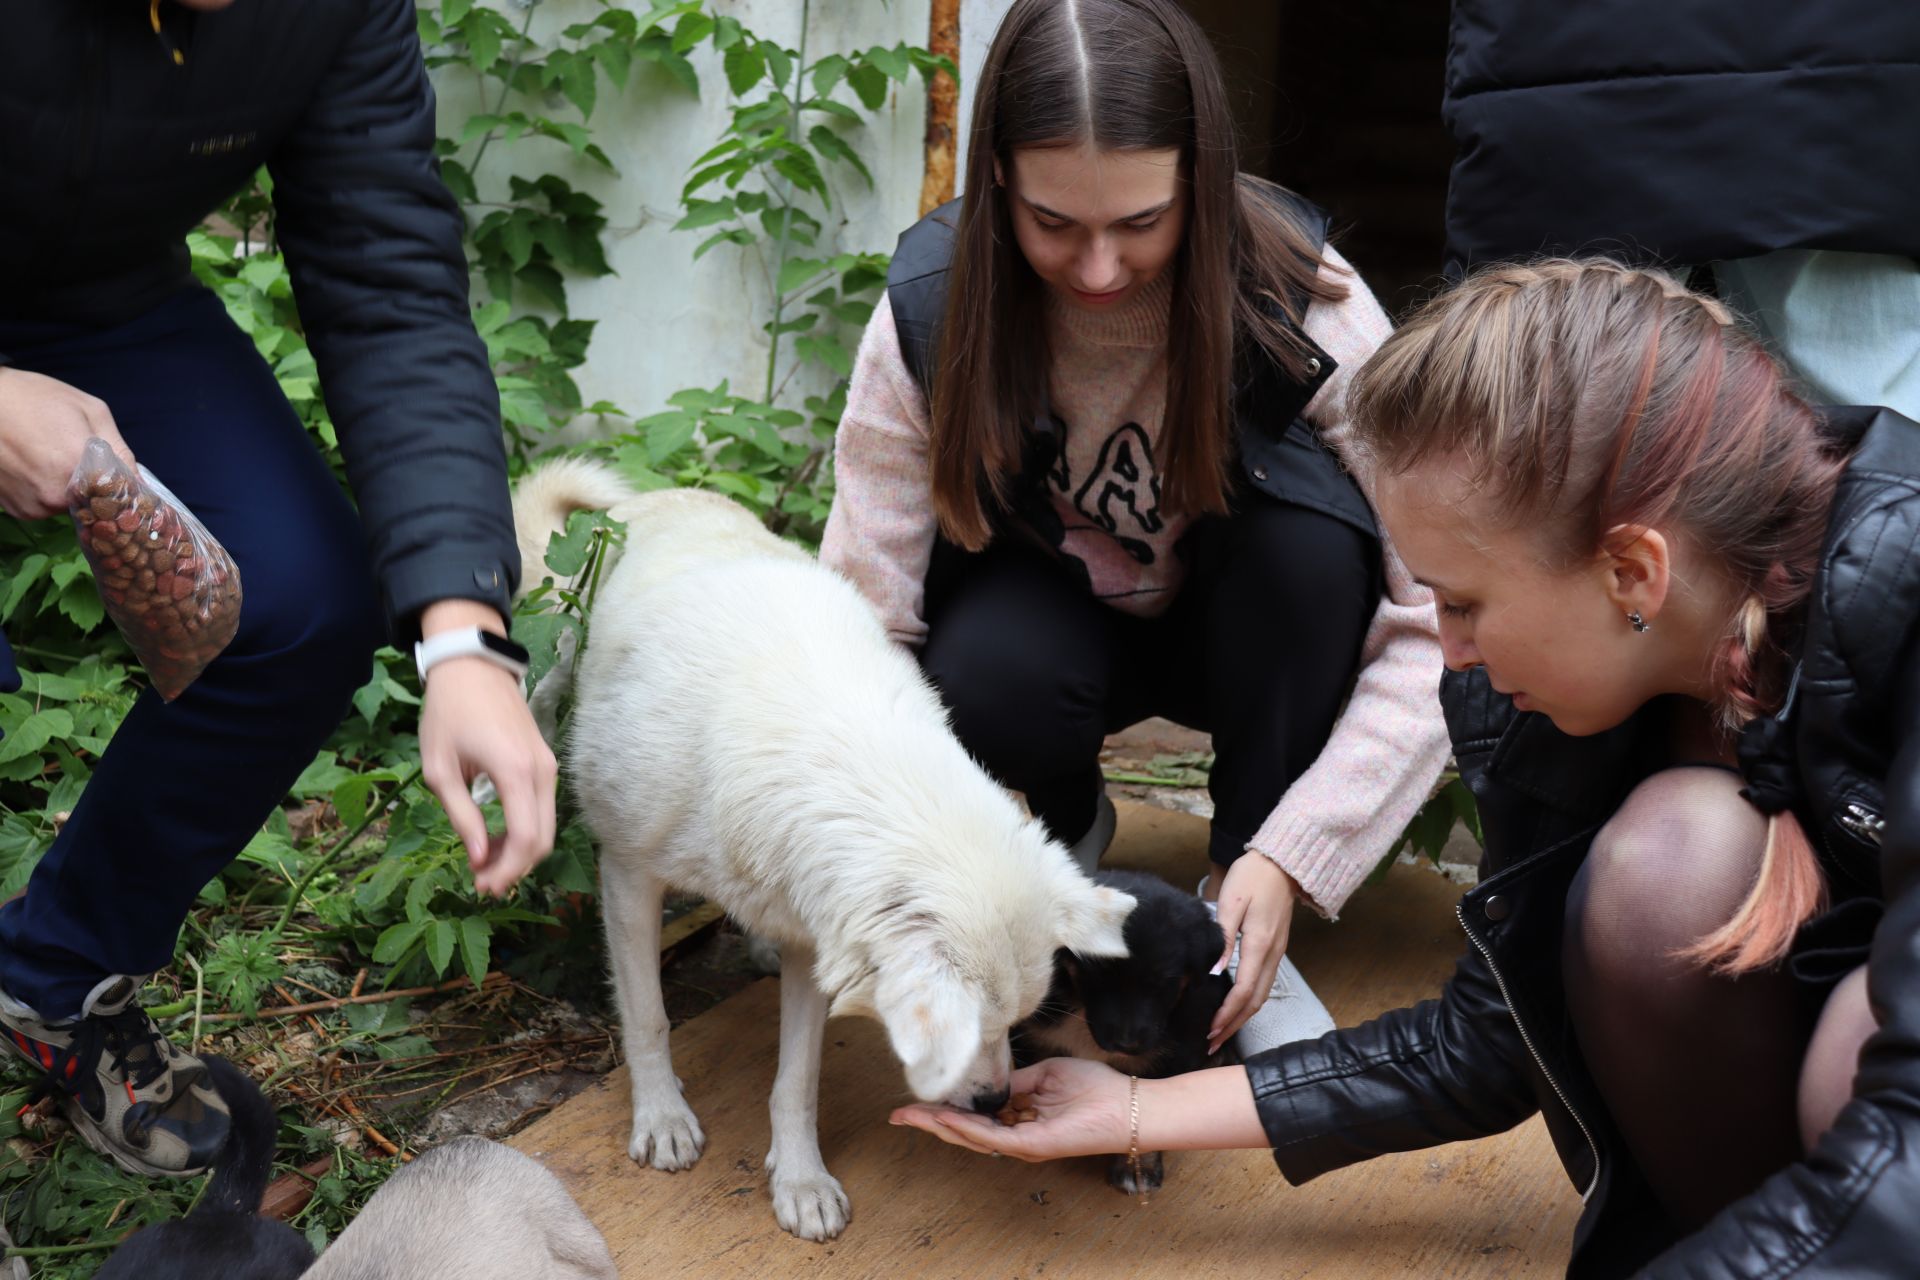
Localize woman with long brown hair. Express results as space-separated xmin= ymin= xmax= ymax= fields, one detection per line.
xmin=894 ymin=260 xmax=1920 ymax=1276
xmin=820 ymin=0 xmax=1450 ymax=1055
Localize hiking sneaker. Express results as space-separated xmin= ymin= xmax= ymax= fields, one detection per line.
xmin=0 ymin=974 xmax=229 ymax=1177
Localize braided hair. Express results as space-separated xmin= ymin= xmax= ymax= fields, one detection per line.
xmin=1348 ymin=259 xmax=1846 ymax=972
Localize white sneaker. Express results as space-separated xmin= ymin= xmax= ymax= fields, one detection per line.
xmin=1198 ymin=877 xmax=1335 ymax=1055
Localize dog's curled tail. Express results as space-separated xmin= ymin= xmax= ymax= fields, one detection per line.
xmin=512 ymin=456 xmax=638 ymax=601
xmin=195 ymin=1056 xmax=281 ymax=1218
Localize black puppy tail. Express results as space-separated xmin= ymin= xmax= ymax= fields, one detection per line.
xmin=194 ymin=1056 xmax=281 ymax=1217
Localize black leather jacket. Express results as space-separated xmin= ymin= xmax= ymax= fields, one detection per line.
xmin=0 ymin=0 xmax=516 ymax=640
xmin=1246 ymin=408 xmax=1920 ymax=1277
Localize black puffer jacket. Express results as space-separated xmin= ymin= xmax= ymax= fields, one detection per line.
xmin=1245 ymin=408 xmax=1920 ymax=1277
xmin=0 ymin=0 xmax=516 ymax=639
xmin=1442 ymin=0 xmax=1920 ymax=271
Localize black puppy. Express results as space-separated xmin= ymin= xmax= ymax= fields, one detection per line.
xmin=1012 ymin=868 xmax=1231 ymax=1193
xmin=95 ymin=1056 xmax=315 ymax=1280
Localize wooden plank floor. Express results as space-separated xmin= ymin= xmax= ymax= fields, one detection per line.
xmin=512 ymin=801 xmax=1579 ymax=1278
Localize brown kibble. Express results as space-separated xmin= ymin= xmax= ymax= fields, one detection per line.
xmin=91 ymin=520 xmax=116 ymax=542
xmin=90 ymin=496 xmax=116 ymax=520
xmin=151 ymin=550 xmax=174 ymax=573
xmin=100 ymin=555 xmax=121 ymax=571
xmin=175 ymin=556 xmax=197 ymax=576
xmin=115 ymin=509 xmax=139 ymax=532
xmin=138 ymin=569 xmax=156 ymax=591
xmin=153 ymin=573 xmax=176 ymax=598
xmin=172 ymin=577 xmax=192 ymax=601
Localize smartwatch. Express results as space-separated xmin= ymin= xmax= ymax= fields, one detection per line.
xmin=414 ymin=626 xmax=531 ymax=684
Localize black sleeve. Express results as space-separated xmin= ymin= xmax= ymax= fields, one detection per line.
xmin=267 ymin=0 xmax=517 ymax=644
xmin=1637 ymin=632 xmax=1920 ymax=1278
xmin=1245 ymin=937 xmax=1542 ymax=1183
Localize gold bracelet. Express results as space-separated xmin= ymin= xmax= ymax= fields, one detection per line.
xmin=1127 ymin=1074 xmax=1148 ymax=1206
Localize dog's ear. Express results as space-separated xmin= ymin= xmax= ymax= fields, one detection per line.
xmin=875 ymin=945 xmax=983 ymax=1102
xmin=1055 ymin=881 xmax=1134 ymax=960
xmin=1188 ymin=911 xmax=1229 ymax=976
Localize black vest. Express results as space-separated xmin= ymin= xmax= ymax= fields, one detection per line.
xmin=885 ymin=195 xmax=1379 ymax=547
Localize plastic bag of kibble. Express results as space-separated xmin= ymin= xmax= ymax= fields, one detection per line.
xmin=66 ymin=438 xmax=242 ymax=700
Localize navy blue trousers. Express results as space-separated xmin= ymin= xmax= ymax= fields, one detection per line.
xmin=0 ymin=288 xmax=384 ymax=1018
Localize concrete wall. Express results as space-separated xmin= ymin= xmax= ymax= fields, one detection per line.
xmin=433 ymin=0 xmax=930 ymax=431
xmin=955 ymin=0 xmax=1014 ymax=183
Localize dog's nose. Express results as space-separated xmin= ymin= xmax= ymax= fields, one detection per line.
xmin=970 ymin=1086 xmax=1011 ymax=1116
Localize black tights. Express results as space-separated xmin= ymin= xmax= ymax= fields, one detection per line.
xmin=1564 ymin=767 xmax=1878 ymax=1231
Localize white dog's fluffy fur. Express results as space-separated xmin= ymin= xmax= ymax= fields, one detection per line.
xmin=513 ymin=460 xmax=1134 ymax=1241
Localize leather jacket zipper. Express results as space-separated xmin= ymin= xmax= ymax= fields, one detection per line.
xmin=1839 ymin=802 xmax=1885 ymax=847
xmin=1457 ymin=902 xmax=1600 ymax=1203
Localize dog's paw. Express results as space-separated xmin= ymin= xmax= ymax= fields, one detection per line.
xmin=628 ymin=1097 xmax=706 ymax=1171
xmin=770 ymin=1168 xmax=850 ymax=1241
xmin=1107 ymin=1149 xmax=1165 ymax=1195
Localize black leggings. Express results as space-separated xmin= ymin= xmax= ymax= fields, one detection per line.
xmin=920 ymin=502 xmax=1379 ymax=866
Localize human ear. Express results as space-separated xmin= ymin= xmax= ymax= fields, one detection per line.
xmin=1601 ymin=524 xmax=1671 ymax=623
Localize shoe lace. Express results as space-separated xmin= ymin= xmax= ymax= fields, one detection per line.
xmin=23 ymin=1004 xmax=171 ymax=1112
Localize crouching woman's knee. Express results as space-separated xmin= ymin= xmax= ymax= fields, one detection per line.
xmin=1565 ymin=767 xmax=1770 ymax=984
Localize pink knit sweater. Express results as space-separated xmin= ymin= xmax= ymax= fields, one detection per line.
xmin=819 ymin=247 xmax=1450 ymax=916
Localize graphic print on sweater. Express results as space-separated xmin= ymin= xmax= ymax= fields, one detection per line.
xmin=1064 ymin=422 xmax=1163 ymax=566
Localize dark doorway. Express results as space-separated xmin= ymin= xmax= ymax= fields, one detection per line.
xmin=1179 ymin=0 xmax=1454 ymax=318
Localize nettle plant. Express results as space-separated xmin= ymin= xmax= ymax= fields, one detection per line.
xmin=0 ymin=0 xmax=944 ymax=1018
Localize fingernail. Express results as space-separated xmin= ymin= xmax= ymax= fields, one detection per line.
xmin=1209 ymin=961 xmax=1227 ymax=976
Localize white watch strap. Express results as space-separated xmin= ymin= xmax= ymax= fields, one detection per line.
xmin=414 ymin=626 xmax=528 ymax=683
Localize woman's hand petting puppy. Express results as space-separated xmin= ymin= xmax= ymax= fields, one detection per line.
xmin=1207 ymin=854 xmax=1299 ymax=1053
xmin=891 ymin=1057 xmax=1131 ymax=1161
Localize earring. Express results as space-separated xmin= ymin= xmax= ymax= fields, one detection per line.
xmin=1628 ymin=610 xmax=1651 ymax=634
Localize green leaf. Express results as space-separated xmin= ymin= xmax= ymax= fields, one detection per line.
xmin=777 ymin=255 xmax=826 ymax=295
xmin=712 ymin=15 xmax=744 ymax=50
xmin=465 ymin=13 xmax=502 ymax=71
xmin=458 ymin=113 xmax=503 ymax=147
xmin=796 ymin=334 xmax=854 ymax=378
xmin=2 ymin=554 xmax=48 ymax=622
xmin=426 ymin=919 xmax=457 ymax=976
xmin=0 ymin=709 xmax=74 ymax=764
xmin=56 ymin=576 xmax=105 ymax=633
xmin=557 ymin=51 xmax=598 ymax=120
xmin=459 ymin=917 xmax=492 ymax=989
xmin=330 ymin=772 xmax=393 ymax=829
xmin=865 ymin=44 xmax=912 ymax=82
xmin=810 ymin=53 xmax=849 ymax=98
xmin=591 ymin=36 xmax=632 ymax=90
xmin=674 ymin=196 xmax=737 ymax=232
xmin=291 ymin=751 xmax=357 ymax=798
xmin=693 ymin=227 xmax=755 ymax=260
xmin=846 ymin=62 xmax=888 ymax=110
xmin=372 ymin=920 xmax=426 ymax=965
xmin=538 ymin=507 xmax=604 ymax=578
xmin=639 ymin=410 xmax=699 ymax=463
xmin=808 ymin=125 xmax=873 ymax=187
xmin=441 ymin=0 xmax=472 ymax=26
xmin=723 ymin=41 xmax=765 ymax=96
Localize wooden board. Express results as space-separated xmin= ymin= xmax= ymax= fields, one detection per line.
xmin=513 ymin=804 xmax=1579 ymax=1278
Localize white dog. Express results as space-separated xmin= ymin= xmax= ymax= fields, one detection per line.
xmin=512 ymin=460 xmax=1134 ymax=1241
